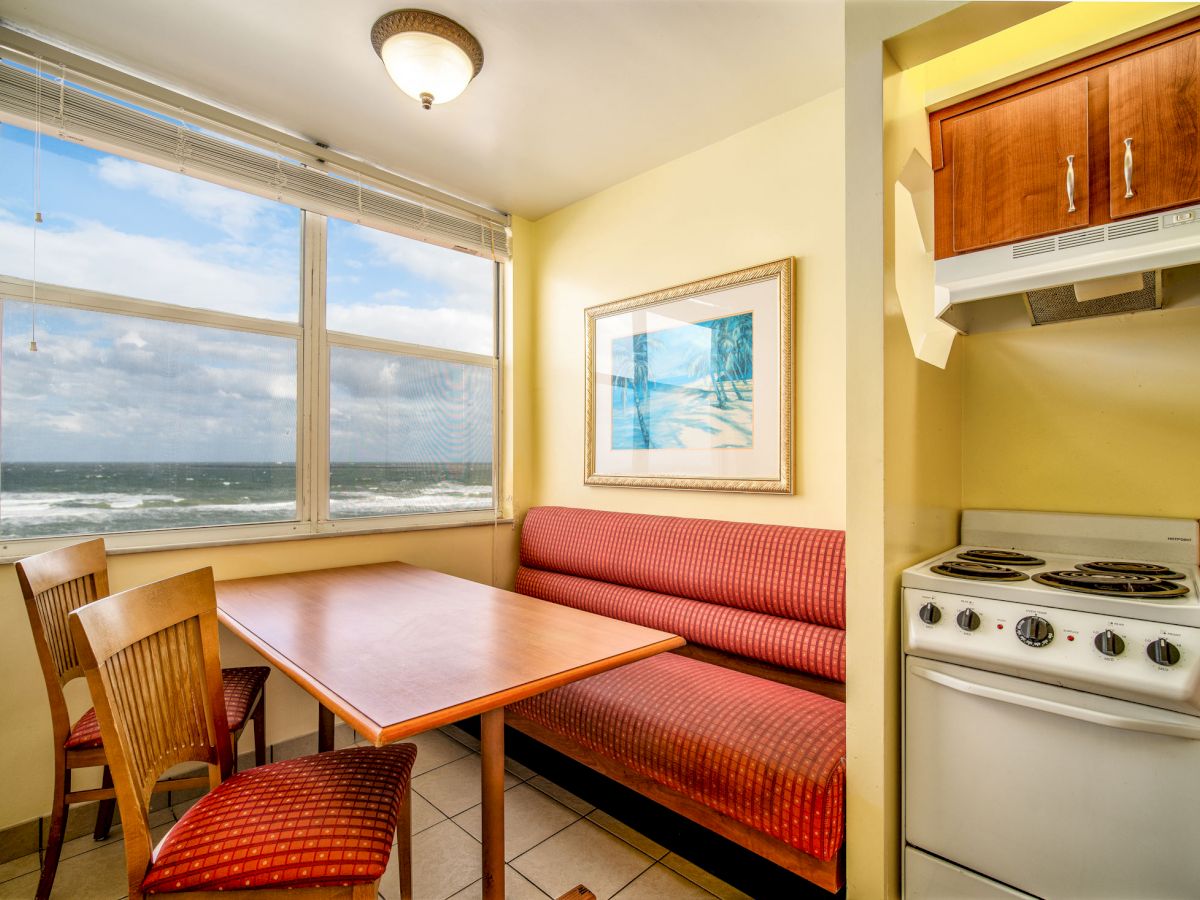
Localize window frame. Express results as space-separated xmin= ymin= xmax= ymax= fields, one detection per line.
xmin=0 ymin=202 xmax=505 ymax=561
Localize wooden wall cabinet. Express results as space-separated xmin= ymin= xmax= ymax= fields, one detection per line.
xmin=1108 ymin=33 xmax=1200 ymax=219
xmin=931 ymin=17 xmax=1200 ymax=260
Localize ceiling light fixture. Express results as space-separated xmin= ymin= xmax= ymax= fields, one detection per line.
xmin=371 ymin=9 xmax=484 ymax=110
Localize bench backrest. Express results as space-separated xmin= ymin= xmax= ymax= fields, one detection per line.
xmin=517 ymin=506 xmax=846 ymax=683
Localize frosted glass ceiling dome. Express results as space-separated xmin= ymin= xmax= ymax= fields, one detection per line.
xmin=371 ymin=9 xmax=484 ymax=110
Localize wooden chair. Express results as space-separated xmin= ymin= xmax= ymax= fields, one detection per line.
xmin=16 ymin=539 xmax=269 ymax=900
xmin=68 ymin=567 xmax=415 ymax=900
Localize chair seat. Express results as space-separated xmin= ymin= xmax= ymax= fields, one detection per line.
xmin=510 ymin=653 xmax=846 ymax=861
xmin=65 ymin=666 xmax=270 ymax=750
xmin=142 ymin=744 xmax=417 ymax=894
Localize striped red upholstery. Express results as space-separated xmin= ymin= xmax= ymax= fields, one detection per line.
xmin=219 ymin=666 xmax=271 ymax=730
xmin=63 ymin=706 xmax=103 ymax=750
xmin=516 ymin=567 xmax=845 ymax=682
xmin=511 ymin=654 xmax=846 ymax=860
xmin=520 ymin=506 xmax=845 ymax=628
xmin=65 ymin=666 xmax=269 ymax=751
xmin=142 ymin=744 xmax=416 ymax=893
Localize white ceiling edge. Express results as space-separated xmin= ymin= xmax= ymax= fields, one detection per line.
xmin=0 ymin=0 xmax=845 ymax=220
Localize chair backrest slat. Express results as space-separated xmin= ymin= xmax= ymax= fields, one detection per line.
xmin=16 ymin=538 xmax=111 ymax=743
xmin=69 ymin=567 xmax=232 ymax=895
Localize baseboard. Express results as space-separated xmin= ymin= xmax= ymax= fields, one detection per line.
xmin=0 ymin=722 xmax=357 ymax=865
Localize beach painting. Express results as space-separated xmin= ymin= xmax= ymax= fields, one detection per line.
xmin=610 ymin=312 xmax=753 ymax=450
xmin=586 ymin=258 xmax=792 ymax=493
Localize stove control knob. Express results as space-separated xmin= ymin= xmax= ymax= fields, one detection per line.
xmin=956 ymin=609 xmax=981 ymax=631
xmin=1094 ymin=630 xmax=1125 ymax=657
xmin=918 ymin=603 xmax=941 ymax=625
xmin=1016 ymin=616 xmax=1053 ymax=647
xmin=1148 ymin=638 xmax=1181 ymax=667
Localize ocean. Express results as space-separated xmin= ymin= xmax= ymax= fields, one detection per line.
xmin=0 ymin=461 xmax=493 ymax=539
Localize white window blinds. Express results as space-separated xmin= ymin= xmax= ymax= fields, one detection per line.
xmin=0 ymin=59 xmax=510 ymax=259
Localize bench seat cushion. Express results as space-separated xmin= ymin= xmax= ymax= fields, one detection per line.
xmin=516 ymin=566 xmax=845 ymax=682
xmin=510 ymin=653 xmax=846 ymax=861
xmin=520 ymin=507 xmax=845 ymax=628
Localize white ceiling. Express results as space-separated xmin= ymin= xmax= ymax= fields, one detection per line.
xmin=0 ymin=0 xmax=843 ymax=220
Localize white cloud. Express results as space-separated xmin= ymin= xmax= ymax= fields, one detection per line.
xmin=95 ymin=158 xmax=279 ymax=241
xmin=325 ymin=303 xmax=492 ymax=355
xmin=355 ymin=227 xmax=493 ymax=309
xmin=0 ymin=217 xmax=297 ymax=320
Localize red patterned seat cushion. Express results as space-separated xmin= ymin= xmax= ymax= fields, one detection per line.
xmin=65 ymin=666 xmax=269 ymax=750
xmin=517 ymin=567 xmax=845 ymax=682
xmin=510 ymin=653 xmax=846 ymax=860
xmin=142 ymin=744 xmax=417 ymax=893
xmin=220 ymin=666 xmax=270 ymax=730
xmin=520 ymin=507 xmax=845 ymax=628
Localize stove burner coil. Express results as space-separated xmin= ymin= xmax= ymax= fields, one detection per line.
xmin=957 ymin=549 xmax=1046 ymax=567
xmin=1076 ymin=561 xmax=1187 ymax=580
xmin=1033 ymin=570 xmax=1191 ymax=598
xmin=931 ymin=561 xmax=1030 ymax=582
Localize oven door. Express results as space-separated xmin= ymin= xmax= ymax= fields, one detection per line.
xmin=905 ymin=656 xmax=1200 ymax=900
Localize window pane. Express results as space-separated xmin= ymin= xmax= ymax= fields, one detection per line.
xmin=0 ymin=302 xmax=297 ymax=538
xmin=0 ymin=124 xmax=300 ymax=320
xmin=326 ymin=218 xmax=494 ymax=355
xmin=329 ymin=346 xmax=492 ymax=517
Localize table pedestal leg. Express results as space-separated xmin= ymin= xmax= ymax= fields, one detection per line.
xmin=481 ymin=707 xmax=505 ymax=900
xmin=318 ymin=704 xmax=335 ymax=753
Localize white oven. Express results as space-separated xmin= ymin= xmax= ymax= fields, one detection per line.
xmin=901 ymin=510 xmax=1200 ymax=899
xmin=905 ymin=656 xmax=1200 ymax=899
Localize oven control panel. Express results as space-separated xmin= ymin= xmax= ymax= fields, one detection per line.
xmin=904 ymin=589 xmax=1200 ymax=715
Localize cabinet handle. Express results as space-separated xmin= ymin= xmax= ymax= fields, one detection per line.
xmin=1066 ymin=154 xmax=1077 ymax=213
xmin=1123 ymin=137 xmax=1135 ymax=199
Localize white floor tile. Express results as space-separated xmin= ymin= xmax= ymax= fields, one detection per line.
xmin=612 ymin=863 xmax=720 ymax=899
xmin=452 ymin=783 xmax=581 ymax=861
xmin=446 ymin=865 xmax=549 ymax=900
xmin=410 ymin=791 xmax=448 ymax=836
xmin=380 ymin=819 xmax=481 ymax=900
xmin=586 ymin=810 xmax=667 ymax=860
xmin=0 ymin=854 xmax=39 ymax=887
xmin=0 ymin=822 xmax=170 ymax=900
xmin=404 ymin=729 xmax=473 ymax=777
xmin=413 ymin=754 xmax=519 ymax=818
xmin=511 ymin=818 xmax=655 ymax=900
xmin=440 ymin=725 xmax=481 ymax=752
xmin=525 ymin=775 xmax=595 ymax=815
xmin=660 ymin=854 xmax=752 ymax=900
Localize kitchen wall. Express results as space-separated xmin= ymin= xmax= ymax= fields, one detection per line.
xmin=963 ymin=304 xmax=1200 ymax=518
xmin=526 ymin=89 xmax=847 ymax=529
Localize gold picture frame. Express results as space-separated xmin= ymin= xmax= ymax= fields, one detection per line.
xmin=584 ymin=258 xmax=793 ymax=493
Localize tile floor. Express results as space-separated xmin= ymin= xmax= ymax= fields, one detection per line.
xmin=0 ymin=726 xmax=751 ymax=900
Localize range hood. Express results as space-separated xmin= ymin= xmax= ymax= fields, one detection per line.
xmin=934 ymin=203 xmax=1200 ymax=333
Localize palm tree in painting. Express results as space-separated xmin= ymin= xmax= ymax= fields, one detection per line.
xmin=691 ymin=314 xmax=752 ymax=408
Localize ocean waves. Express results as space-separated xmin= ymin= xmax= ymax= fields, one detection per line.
xmin=0 ymin=462 xmax=493 ymax=539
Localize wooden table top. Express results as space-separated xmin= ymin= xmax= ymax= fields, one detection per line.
xmin=216 ymin=561 xmax=684 ymax=745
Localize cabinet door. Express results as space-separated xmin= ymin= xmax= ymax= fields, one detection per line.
xmin=1109 ymin=34 xmax=1200 ymax=218
xmin=951 ymin=77 xmax=1090 ymax=254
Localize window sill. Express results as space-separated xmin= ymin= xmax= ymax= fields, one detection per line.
xmin=0 ymin=510 xmax=513 ymax=564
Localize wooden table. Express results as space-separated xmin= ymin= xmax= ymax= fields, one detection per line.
xmin=216 ymin=561 xmax=684 ymax=899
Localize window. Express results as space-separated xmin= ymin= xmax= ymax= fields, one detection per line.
xmin=326 ymin=220 xmax=496 ymax=520
xmin=0 ymin=61 xmax=504 ymax=549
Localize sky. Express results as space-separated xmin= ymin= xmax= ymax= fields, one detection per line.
xmin=0 ymin=118 xmax=494 ymax=464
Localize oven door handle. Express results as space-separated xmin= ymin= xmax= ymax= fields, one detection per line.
xmin=910 ymin=665 xmax=1200 ymax=740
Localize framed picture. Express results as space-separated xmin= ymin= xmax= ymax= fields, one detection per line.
xmin=585 ymin=258 xmax=793 ymax=493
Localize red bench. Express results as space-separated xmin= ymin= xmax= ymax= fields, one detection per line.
xmin=507 ymin=506 xmax=847 ymax=892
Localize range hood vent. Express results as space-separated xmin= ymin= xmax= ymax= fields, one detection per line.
xmin=935 ymin=204 xmax=1200 ymax=333
xmin=1026 ymin=271 xmax=1161 ymax=326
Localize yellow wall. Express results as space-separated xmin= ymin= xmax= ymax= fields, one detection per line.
xmin=528 ymin=90 xmax=846 ymax=529
xmin=0 ymin=524 xmax=519 ymax=831
xmin=963 ymin=305 xmax=1200 ymax=517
